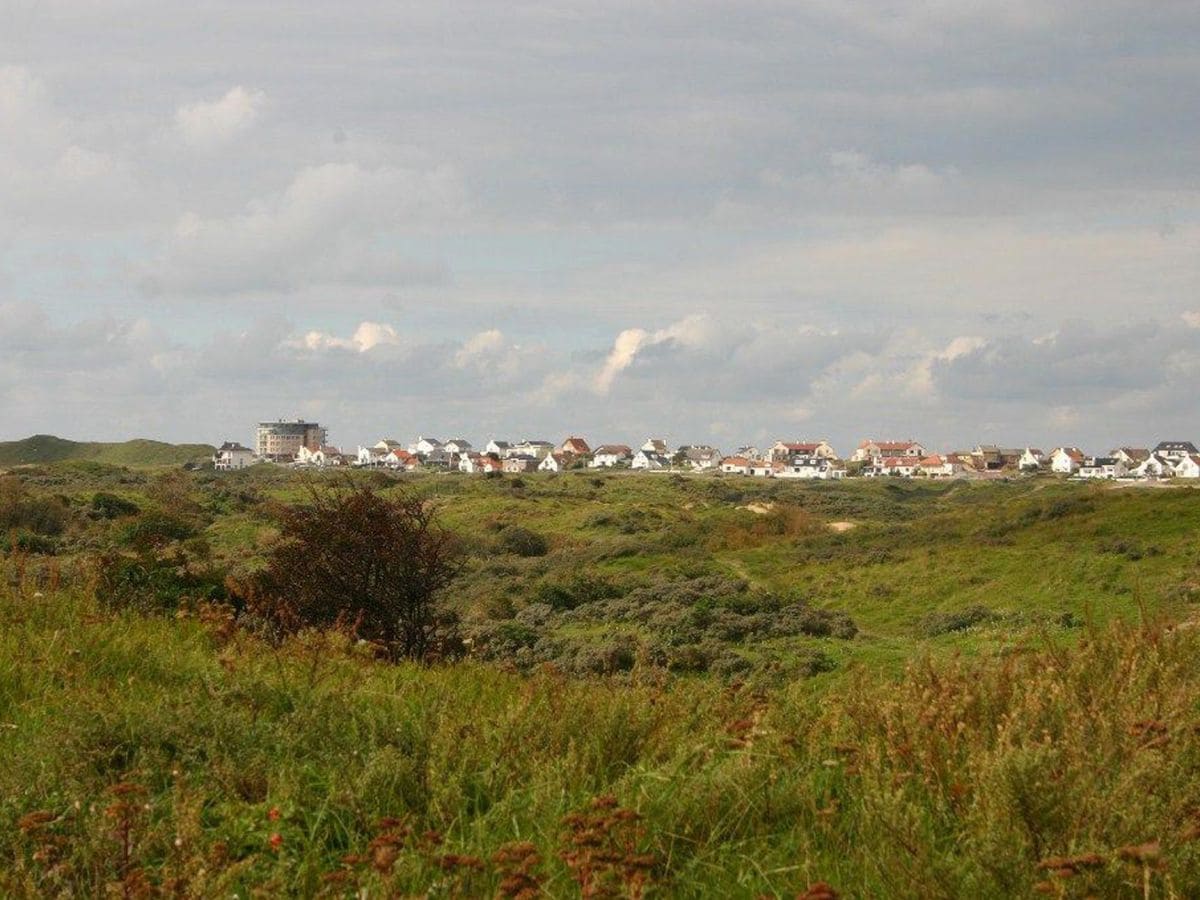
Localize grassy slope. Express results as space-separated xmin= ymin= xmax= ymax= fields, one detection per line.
xmin=0 ymin=435 xmax=214 ymax=468
xmin=3 ymin=577 xmax=1200 ymax=897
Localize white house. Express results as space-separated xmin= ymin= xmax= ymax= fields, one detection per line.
xmin=444 ymin=438 xmax=473 ymax=455
xmin=749 ymin=460 xmax=782 ymax=478
xmin=852 ymin=439 xmax=926 ymax=462
xmin=539 ymin=451 xmax=572 ymax=472
xmin=1018 ymin=448 xmax=1047 ymax=471
xmin=918 ymin=455 xmax=961 ymax=478
xmin=1133 ymin=453 xmax=1175 ymax=479
xmin=213 ymin=441 xmax=255 ymax=470
xmin=1077 ymin=457 xmax=1127 ymax=479
xmin=1174 ymin=455 xmax=1200 ymax=478
xmin=1153 ymin=441 xmax=1199 ymax=462
xmin=512 ymin=439 xmax=555 ymax=460
xmin=1110 ymin=447 xmax=1151 ymax=467
xmin=590 ymin=444 xmax=633 ymax=467
xmin=409 ymin=436 xmax=443 ymax=456
xmin=458 ymin=453 xmax=486 ymax=473
xmin=867 ymin=456 xmax=920 ymax=477
xmin=486 ymin=439 xmax=512 ymax=457
xmin=631 ymin=449 xmax=670 ymax=471
xmin=641 ymin=438 xmax=669 ymax=455
xmin=503 ymin=455 xmax=537 ymax=473
xmin=680 ymin=445 xmax=722 ymax=470
xmin=295 ymin=445 xmax=348 ymax=467
xmin=1050 ymin=447 xmax=1086 ymax=474
xmin=770 ymin=440 xmax=838 ymax=462
xmin=776 ymin=458 xmax=844 ymax=480
xmin=720 ymin=456 xmax=751 ymax=475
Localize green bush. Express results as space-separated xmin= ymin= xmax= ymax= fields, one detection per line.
xmin=497 ymin=526 xmax=549 ymax=557
xmin=90 ymin=491 xmax=140 ymax=519
xmin=920 ymin=604 xmax=997 ymax=636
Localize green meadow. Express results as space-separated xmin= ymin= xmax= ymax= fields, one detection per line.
xmin=2 ymin=462 xmax=1200 ymax=896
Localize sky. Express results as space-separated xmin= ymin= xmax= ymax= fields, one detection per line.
xmin=1 ymin=1 xmax=1199 ymax=454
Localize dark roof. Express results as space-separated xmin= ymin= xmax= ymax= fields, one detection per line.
xmin=1155 ymin=441 xmax=1198 ymax=453
xmin=218 ymin=441 xmax=252 ymax=452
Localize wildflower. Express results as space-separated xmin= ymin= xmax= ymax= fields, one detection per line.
xmin=268 ymin=833 xmax=283 ymax=852
xmin=267 ymin=806 xmax=281 ymax=821
xmin=1116 ymin=841 xmax=1160 ymax=865
xmin=798 ymin=882 xmax=839 ymax=900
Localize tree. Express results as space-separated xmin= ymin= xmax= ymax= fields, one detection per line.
xmin=253 ymin=483 xmax=464 ymax=662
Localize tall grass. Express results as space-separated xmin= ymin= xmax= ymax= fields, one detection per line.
xmin=3 ymin=561 xmax=1200 ymax=896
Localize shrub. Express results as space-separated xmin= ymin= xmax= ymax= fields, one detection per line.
xmin=0 ymin=478 xmax=70 ymax=536
xmin=1 ymin=529 xmax=57 ymax=555
xmin=89 ymin=492 xmax=140 ymax=519
xmin=920 ymin=604 xmax=997 ymax=636
xmin=116 ymin=511 xmax=197 ymax=550
xmin=534 ymin=573 xmax=620 ymax=610
xmin=498 ymin=526 xmax=549 ymax=557
xmin=250 ymin=484 xmax=465 ymax=662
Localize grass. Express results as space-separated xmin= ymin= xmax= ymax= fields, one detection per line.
xmin=0 ymin=435 xmax=214 ymax=468
xmin=3 ymin=571 xmax=1200 ymax=896
xmin=4 ymin=465 xmax=1200 ymax=894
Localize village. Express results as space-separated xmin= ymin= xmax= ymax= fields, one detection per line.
xmin=211 ymin=419 xmax=1200 ymax=482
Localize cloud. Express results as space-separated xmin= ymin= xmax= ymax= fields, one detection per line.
xmin=145 ymin=161 xmax=466 ymax=295
xmin=291 ymin=321 xmax=402 ymax=353
xmin=175 ymin=86 xmax=265 ymax=148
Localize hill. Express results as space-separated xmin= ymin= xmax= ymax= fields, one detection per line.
xmin=0 ymin=434 xmax=214 ymax=468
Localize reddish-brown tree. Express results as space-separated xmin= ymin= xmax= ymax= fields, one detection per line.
xmin=254 ymin=483 xmax=464 ymax=662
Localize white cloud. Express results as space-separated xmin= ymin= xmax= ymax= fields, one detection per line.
xmin=146 ymin=161 xmax=466 ymax=295
xmin=175 ymin=86 xmax=265 ymax=149
xmin=292 ymin=321 xmax=402 ymax=353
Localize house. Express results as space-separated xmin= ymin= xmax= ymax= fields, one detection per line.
xmin=444 ymin=438 xmax=473 ymax=455
xmin=560 ymin=436 xmax=592 ymax=456
xmin=749 ymin=460 xmax=783 ymax=477
xmin=213 ymin=441 xmax=255 ymax=470
xmin=380 ymin=448 xmax=415 ymax=469
xmin=1049 ymin=447 xmax=1086 ymax=475
xmin=458 ymin=453 xmax=485 ymax=473
xmin=631 ymin=449 xmax=670 ymax=471
xmin=1133 ymin=453 xmax=1175 ymax=479
xmin=1110 ymin=447 xmax=1151 ymax=467
xmin=478 ymin=456 xmax=503 ymax=475
xmin=538 ymin=451 xmax=573 ymax=473
xmin=770 ymin=440 xmax=838 ymax=462
xmin=486 ymin=439 xmax=512 ymax=457
xmin=511 ymin=439 xmax=555 ymax=460
xmin=1174 ymin=455 xmax=1200 ymax=478
xmin=1018 ymin=448 xmax=1047 ymax=471
xmin=777 ymin=458 xmax=844 ymax=480
xmin=918 ymin=455 xmax=961 ymax=478
xmin=1153 ymin=441 xmax=1199 ymax=462
xmin=641 ymin=438 xmax=669 ymax=455
xmin=409 ymin=436 xmax=443 ymax=457
xmin=868 ymin=456 xmax=921 ymax=478
xmin=734 ymin=446 xmax=761 ymax=461
xmin=972 ymin=445 xmax=1022 ymax=471
xmin=295 ymin=445 xmax=347 ymax=467
xmin=503 ymin=455 xmax=537 ymax=473
xmin=720 ymin=456 xmax=751 ymax=475
xmin=1077 ymin=457 xmax=1127 ymax=479
xmin=679 ymin=445 xmax=722 ymax=470
xmin=852 ymin=439 xmax=925 ymax=462
xmin=590 ymin=444 xmax=633 ymax=467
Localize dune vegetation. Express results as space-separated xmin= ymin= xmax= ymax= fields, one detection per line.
xmin=2 ymin=462 xmax=1200 ymax=896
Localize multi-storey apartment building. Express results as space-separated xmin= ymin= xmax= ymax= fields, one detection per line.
xmin=255 ymin=419 xmax=326 ymax=461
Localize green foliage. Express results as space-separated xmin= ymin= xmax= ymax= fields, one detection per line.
xmin=920 ymin=604 xmax=998 ymax=636
xmin=0 ymin=434 xmax=214 ymax=467
xmin=115 ymin=511 xmax=198 ymax=550
xmin=89 ymin=491 xmax=140 ymax=519
xmin=0 ymin=477 xmax=70 ymax=536
xmin=496 ymin=525 xmax=549 ymax=557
